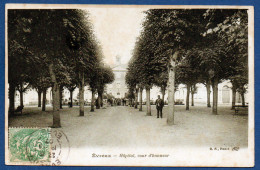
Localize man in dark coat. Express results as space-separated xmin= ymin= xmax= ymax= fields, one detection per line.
xmin=155 ymin=95 xmax=164 ymax=118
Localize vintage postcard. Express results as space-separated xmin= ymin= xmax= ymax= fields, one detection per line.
xmin=5 ymin=4 xmax=254 ymax=167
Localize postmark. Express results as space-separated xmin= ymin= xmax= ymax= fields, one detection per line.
xmin=49 ymin=129 xmax=70 ymax=165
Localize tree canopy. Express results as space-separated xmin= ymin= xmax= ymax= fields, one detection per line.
xmin=8 ymin=9 xmax=114 ymax=127
xmin=126 ymin=9 xmax=248 ymax=122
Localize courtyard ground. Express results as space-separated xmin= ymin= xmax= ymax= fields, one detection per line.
xmin=8 ymin=104 xmax=248 ymax=148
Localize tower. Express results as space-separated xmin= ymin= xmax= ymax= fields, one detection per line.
xmin=115 ymin=55 xmax=121 ymax=65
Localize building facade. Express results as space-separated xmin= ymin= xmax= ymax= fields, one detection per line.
xmin=146 ymin=81 xmax=248 ymax=105
xmin=106 ymin=55 xmax=128 ymax=98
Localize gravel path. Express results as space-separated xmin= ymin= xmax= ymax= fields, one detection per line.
xmin=9 ymin=105 xmax=248 ymax=148
xmin=8 ymin=105 xmax=249 ymax=166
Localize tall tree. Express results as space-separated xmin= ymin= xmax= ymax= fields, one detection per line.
xmin=125 ymin=59 xmax=139 ymax=108
xmin=200 ymin=9 xmax=248 ymax=114
xmin=65 ymin=10 xmax=101 ymax=116
xmin=144 ymin=9 xmax=207 ymax=123
xmin=88 ymin=63 xmax=103 ymax=112
xmin=190 ymin=84 xmax=198 ymax=106
xmin=29 ymin=52 xmax=52 ymax=111
xmin=65 ymin=69 xmax=78 ymax=108
xmin=8 ymin=38 xmax=32 ymax=115
xmin=154 ymin=72 xmax=168 ymax=102
xmin=176 ymin=54 xmax=201 ymax=110
xmin=8 ymin=9 xmax=101 ymax=126
xmin=16 ymin=83 xmax=30 ymax=107
xmin=138 ymin=86 xmax=144 ymax=111
xmin=96 ymin=65 xmax=115 ymax=109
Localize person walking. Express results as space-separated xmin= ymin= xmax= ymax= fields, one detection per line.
xmin=155 ymin=95 xmax=164 ymax=118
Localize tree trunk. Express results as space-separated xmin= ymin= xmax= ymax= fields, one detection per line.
xmin=161 ymin=87 xmax=165 ymax=102
xmin=191 ymin=92 xmax=194 ymax=106
xmin=9 ymin=83 xmax=15 ymax=116
xmin=101 ymin=94 xmax=103 ymax=107
xmin=59 ymin=85 xmax=63 ymax=109
xmin=135 ymin=88 xmax=138 ymax=109
xmin=69 ymin=90 xmax=73 ymax=107
xmin=241 ymin=92 xmax=245 ymax=106
xmin=231 ymin=86 xmax=236 ymax=110
xmin=91 ymin=90 xmax=95 ymax=112
xmin=97 ymin=91 xmax=102 ymax=109
xmin=139 ymin=88 xmax=143 ymax=111
xmin=146 ymin=87 xmax=151 ymax=116
xmin=167 ymin=51 xmax=178 ymax=125
xmin=42 ymin=88 xmax=46 ymax=111
xmin=19 ymin=90 xmax=24 ymax=107
xmin=38 ymin=90 xmax=42 ymax=107
xmin=79 ymin=72 xmax=85 ymax=116
xmin=129 ymin=99 xmax=132 ymax=107
xmin=186 ymin=84 xmax=190 ymax=110
xmin=206 ymin=82 xmax=211 ymax=107
xmin=212 ymin=78 xmax=218 ymax=115
xmin=49 ymin=63 xmax=61 ymax=128
xmin=50 ymin=89 xmax=52 ymax=105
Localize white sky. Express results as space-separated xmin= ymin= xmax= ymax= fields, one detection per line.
xmin=87 ymin=8 xmax=146 ymax=65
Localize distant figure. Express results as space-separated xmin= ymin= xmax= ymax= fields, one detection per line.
xmin=101 ymin=99 xmax=103 ymax=107
xmin=95 ymin=99 xmax=98 ymax=108
xmin=109 ymin=99 xmax=111 ymax=105
xmin=155 ymin=95 xmax=164 ymax=118
xmin=117 ymin=99 xmax=121 ymax=106
xmin=112 ymin=98 xmax=115 ymax=106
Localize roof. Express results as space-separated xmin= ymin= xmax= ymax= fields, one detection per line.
xmin=112 ymin=63 xmax=127 ymax=71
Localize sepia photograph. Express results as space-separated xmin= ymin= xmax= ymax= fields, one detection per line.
xmin=5 ymin=4 xmax=254 ymax=167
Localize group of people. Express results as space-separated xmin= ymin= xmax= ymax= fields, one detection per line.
xmin=107 ymin=98 xmax=127 ymax=106
xmin=66 ymin=94 xmax=164 ymax=119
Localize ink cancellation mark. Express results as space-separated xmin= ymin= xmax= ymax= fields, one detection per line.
xmin=50 ymin=129 xmax=70 ymax=166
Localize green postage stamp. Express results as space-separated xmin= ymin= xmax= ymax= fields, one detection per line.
xmin=8 ymin=127 xmax=70 ymax=165
xmin=8 ymin=128 xmax=51 ymax=164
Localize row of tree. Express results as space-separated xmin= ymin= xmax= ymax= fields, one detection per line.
xmin=125 ymin=9 xmax=248 ymax=125
xmin=8 ymin=9 xmax=114 ymax=127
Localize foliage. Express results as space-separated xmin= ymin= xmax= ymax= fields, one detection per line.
xmin=126 ymin=9 xmax=248 ymax=116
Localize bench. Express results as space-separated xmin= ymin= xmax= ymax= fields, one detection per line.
xmin=15 ymin=105 xmax=24 ymax=114
xmin=234 ymin=105 xmax=248 ymax=114
xmin=175 ymin=99 xmax=184 ymax=105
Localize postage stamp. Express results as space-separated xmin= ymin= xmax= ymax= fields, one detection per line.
xmin=8 ymin=128 xmax=70 ymax=165
xmin=8 ymin=128 xmax=51 ymax=164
